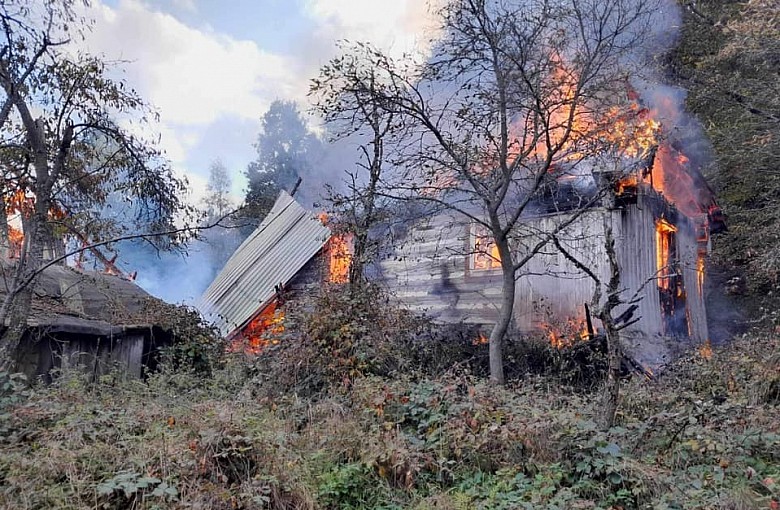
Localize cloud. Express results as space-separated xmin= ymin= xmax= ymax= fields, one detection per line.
xmin=304 ymin=0 xmax=441 ymax=60
xmin=86 ymin=1 xmax=302 ymax=129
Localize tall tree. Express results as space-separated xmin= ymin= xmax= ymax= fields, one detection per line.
xmin=322 ymin=0 xmax=658 ymax=384
xmin=244 ymin=100 xmax=319 ymax=223
xmin=202 ymin=159 xmax=233 ymax=223
xmin=0 ymin=0 xmax=192 ymax=370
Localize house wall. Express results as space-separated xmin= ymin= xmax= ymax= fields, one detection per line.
xmin=378 ymin=211 xmax=504 ymax=324
xmin=17 ymin=331 xmax=151 ymax=381
xmin=378 ymin=190 xmax=708 ymax=363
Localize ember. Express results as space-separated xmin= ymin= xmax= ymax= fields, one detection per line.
xmin=327 ymin=234 xmax=353 ymax=283
xmin=230 ymin=301 xmax=285 ymax=355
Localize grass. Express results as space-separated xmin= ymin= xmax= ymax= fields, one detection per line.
xmin=0 ymin=332 xmax=778 ymax=509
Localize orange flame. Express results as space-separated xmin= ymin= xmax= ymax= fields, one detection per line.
xmin=655 ymin=219 xmax=677 ymax=291
xmin=541 ymin=317 xmax=590 ymax=349
xmin=473 ymin=234 xmax=501 ymax=270
xmin=472 ymin=333 xmax=489 ymax=346
xmin=230 ymin=301 xmax=285 ymax=355
xmin=7 ymin=225 xmax=23 ymax=258
xmin=327 ymin=234 xmax=353 ymax=284
xmin=696 ymin=253 xmax=706 ymax=297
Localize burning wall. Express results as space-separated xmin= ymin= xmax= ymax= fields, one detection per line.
xmin=379 ymin=184 xmax=709 ymax=366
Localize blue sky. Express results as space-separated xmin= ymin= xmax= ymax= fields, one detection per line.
xmin=110 ymin=0 xmax=315 ymax=53
xmin=83 ymin=0 xmax=439 ymax=205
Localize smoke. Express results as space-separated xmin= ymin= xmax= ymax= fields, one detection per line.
xmin=116 ymin=227 xmax=244 ymax=305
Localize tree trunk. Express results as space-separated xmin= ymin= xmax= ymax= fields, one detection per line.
xmin=597 ymin=223 xmax=622 ymax=430
xmin=489 ymin=235 xmax=515 ymax=385
xmin=0 ymin=200 xmax=48 ymax=372
xmin=0 ymin=183 xmax=8 ymax=260
xmin=0 ymin=113 xmax=52 ymax=372
xmin=598 ymin=315 xmax=621 ymax=429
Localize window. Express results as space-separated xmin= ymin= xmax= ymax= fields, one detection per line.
xmin=469 ymin=224 xmax=501 ymax=271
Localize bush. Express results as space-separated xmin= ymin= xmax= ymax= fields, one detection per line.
xmin=251 ymin=283 xmax=429 ymax=397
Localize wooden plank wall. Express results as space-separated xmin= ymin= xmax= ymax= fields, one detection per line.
xmin=378 ymin=193 xmax=709 ymax=355
xmin=378 ymin=212 xmax=503 ymax=324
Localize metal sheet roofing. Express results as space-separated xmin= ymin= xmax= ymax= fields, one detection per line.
xmin=196 ymin=191 xmax=331 ymax=337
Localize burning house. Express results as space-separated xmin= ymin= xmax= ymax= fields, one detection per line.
xmin=200 ymin=154 xmax=721 ymax=367
xmin=196 ymin=192 xmax=336 ymax=353
xmin=380 ymin=161 xmax=720 ymax=366
xmin=198 ymin=78 xmax=724 ymax=367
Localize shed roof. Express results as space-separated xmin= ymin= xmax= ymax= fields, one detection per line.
xmin=196 ymin=191 xmax=331 ymax=337
xmin=0 ymin=263 xmax=167 ymax=336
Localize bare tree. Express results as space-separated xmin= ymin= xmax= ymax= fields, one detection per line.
xmin=323 ymin=0 xmax=657 ymax=383
xmin=311 ymin=43 xmax=398 ymax=289
xmin=553 ymin=221 xmax=626 ymax=428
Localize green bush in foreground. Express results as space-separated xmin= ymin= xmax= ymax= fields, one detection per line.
xmin=0 ymin=319 xmax=777 ymax=509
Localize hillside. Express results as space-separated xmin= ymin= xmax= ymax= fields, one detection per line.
xmin=671 ymin=0 xmax=780 ymax=314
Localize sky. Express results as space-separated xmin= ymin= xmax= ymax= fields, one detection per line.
xmin=80 ymin=0 xmax=441 ymax=205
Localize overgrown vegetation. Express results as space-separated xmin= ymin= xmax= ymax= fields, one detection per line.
xmin=671 ymin=0 xmax=780 ymax=315
xmin=1 ymin=288 xmax=777 ymax=509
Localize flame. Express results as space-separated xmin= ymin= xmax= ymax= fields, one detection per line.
xmin=472 ymin=333 xmax=489 ymax=346
xmin=699 ymin=339 xmax=713 ymax=360
xmin=519 ymin=60 xmax=661 ymax=163
xmin=541 ymin=317 xmax=590 ymax=349
xmin=473 ymin=234 xmax=501 ymax=270
xmin=327 ymin=234 xmax=353 ymax=284
xmin=616 ymin=174 xmax=639 ymax=195
xmin=3 ymin=190 xmax=71 ymax=260
xmin=230 ymin=301 xmax=285 ymax=355
xmin=7 ymin=225 xmax=23 ymax=258
xmin=645 ymin=144 xmax=713 ymax=218
xmin=696 ymin=253 xmax=706 ymax=297
xmin=655 ymin=219 xmax=677 ymax=291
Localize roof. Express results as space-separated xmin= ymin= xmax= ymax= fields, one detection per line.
xmin=0 ymin=263 xmax=167 ymax=336
xmin=196 ymin=191 xmax=331 ymax=337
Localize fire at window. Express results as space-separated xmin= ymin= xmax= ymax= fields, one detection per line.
xmin=655 ymin=219 xmax=688 ymax=336
xmin=326 ymin=234 xmax=353 ymax=284
xmin=229 ymin=301 xmax=285 ymax=355
xmin=470 ymin=225 xmax=501 ymax=271
xmin=318 ymin=213 xmax=354 ymax=284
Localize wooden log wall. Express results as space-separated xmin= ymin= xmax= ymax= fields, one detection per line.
xmin=378 ymin=192 xmax=709 ymax=361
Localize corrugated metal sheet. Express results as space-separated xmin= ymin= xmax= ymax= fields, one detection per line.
xmin=196 ymin=191 xmax=331 ymax=337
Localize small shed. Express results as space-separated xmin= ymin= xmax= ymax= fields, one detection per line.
xmin=7 ymin=264 xmax=175 ymax=381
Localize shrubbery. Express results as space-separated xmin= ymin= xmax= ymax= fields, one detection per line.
xmin=0 ymin=285 xmax=777 ymax=509
xmin=250 ymin=284 xmax=612 ymax=398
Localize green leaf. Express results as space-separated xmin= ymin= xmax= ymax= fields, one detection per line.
xmin=597 ymin=442 xmax=621 ymax=456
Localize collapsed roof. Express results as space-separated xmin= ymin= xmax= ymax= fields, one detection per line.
xmin=197 ymin=191 xmax=331 ymax=337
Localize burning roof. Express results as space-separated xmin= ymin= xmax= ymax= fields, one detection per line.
xmin=197 ymin=191 xmax=331 ymax=337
